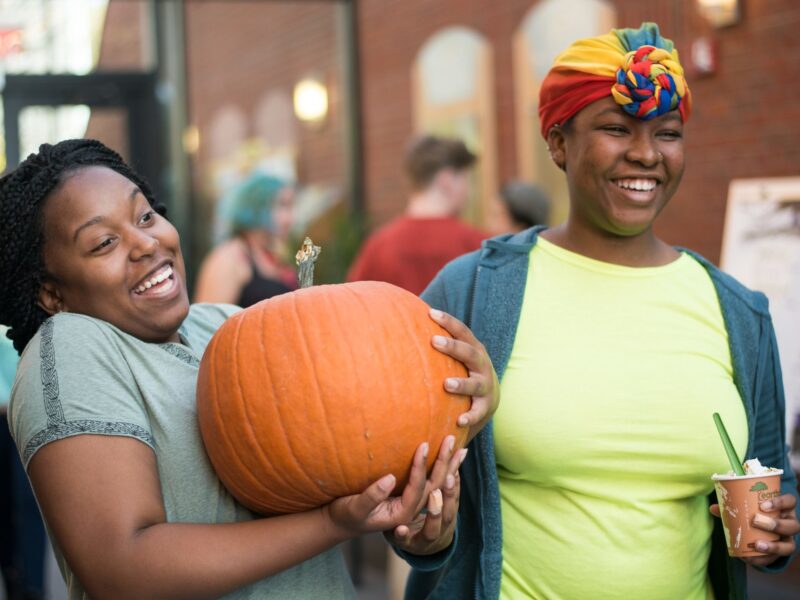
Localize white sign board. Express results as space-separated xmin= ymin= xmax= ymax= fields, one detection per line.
xmin=720 ymin=178 xmax=800 ymax=450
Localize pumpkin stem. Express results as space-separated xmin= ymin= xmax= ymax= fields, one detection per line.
xmin=295 ymin=236 xmax=322 ymax=288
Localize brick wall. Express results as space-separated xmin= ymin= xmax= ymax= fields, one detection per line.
xmin=357 ymin=0 xmax=535 ymax=226
xmin=95 ymin=0 xmax=148 ymax=70
xmin=96 ymin=0 xmax=800 ymax=265
xmin=184 ymin=1 xmax=346 ymax=193
xmin=357 ymin=0 xmax=800 ymax=263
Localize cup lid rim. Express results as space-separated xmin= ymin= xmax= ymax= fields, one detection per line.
xmin=711 ymin=470 xmax=784 ymax=481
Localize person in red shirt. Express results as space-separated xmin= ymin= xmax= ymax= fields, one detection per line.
xmin=347 ymin=135 xmax=486 ymax=295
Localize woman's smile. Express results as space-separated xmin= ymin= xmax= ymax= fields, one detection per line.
xmin=132 ymin=263 xmax=178 ymax=298
xmin=609 ymin=176 xmax=662 ymax=205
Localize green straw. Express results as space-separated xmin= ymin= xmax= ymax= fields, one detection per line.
xmin=713 ymin=413 xmax=745 ymax=476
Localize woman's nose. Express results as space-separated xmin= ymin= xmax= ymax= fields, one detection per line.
xmin=129 ymin=229 xmax=159 ymax=260
xmin=625 ymin=133 xmax=660 ymax=167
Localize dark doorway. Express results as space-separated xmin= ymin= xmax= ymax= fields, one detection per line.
xmin=2 ymin=72 xmax=165 ymax=207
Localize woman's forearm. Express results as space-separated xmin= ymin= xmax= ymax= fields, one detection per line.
xmin=85 ymin=507 xmax=351 ymax=600
xmin=29 ymin=437 xmax=354 ymax=600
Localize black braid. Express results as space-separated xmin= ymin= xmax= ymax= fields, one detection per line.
xmin=0 ymin=139 xmax=167 ymax=354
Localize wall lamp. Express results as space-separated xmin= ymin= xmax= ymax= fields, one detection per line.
xmin=293 ymin=77 xmax=328 ymax=124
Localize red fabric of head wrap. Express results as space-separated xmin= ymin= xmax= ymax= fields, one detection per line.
xmin=538 ymin=73 xmax=612 ymax=139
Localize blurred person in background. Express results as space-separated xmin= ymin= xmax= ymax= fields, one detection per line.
xmin=194 ymin=172 xmax=297 ymax=307
xmin=405 ymin=22 xmax=799 ymax=600
xmin=0 ymin=326 xmax=45 ymax=600
xmin=346 ymin=134 xmax=486 ymax=296
xmin=489 ymin=180 xmax=551 ymax=234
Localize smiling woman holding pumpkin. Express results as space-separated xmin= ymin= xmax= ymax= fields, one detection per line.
xmin=0 ymin=139 xmax=498 ymax=600
xmin=406 ymin=22 xmax=800 ymax=600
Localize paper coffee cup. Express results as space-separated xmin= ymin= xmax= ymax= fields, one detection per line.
xmin=711 ymin=470 xmax=783 ymax=557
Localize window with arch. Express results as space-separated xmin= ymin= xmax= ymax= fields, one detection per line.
xmin=514 ymin=0 xmax=616 ymax=225
xmin=412 ymin=26 xmax=496 ymax=226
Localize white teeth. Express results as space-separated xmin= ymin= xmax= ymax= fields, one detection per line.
xmin=615 ymin=178 xmax=657 ymax=192
xmin=134 ymin=265 xmax=174 ymax=294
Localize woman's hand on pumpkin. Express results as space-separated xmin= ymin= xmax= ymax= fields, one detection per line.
xmin=710 ymin=493 xmax=799 ymax=566
xmin=323 ymin=441 xmax=433 ymax=537
xmin=429 ymin=308 xmax=499 ymax=440
xmin=386 ymin=437 xmax=467 ymax=555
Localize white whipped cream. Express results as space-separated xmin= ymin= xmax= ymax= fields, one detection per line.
xmin=742 ymin=458 xmax=779 ymax=475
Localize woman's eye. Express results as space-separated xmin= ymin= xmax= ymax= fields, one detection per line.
xmin=602 ymin=125 xmax=627 ymax=135
xmin=92 ymin=238 xmax=115 ymax=252
xmin=658 ymin=130 xmax=682 ymax=140
xmin=138 ymin=210 xmax=155 ymax=225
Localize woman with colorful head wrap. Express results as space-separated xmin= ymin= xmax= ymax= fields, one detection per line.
xmin=194 ymin=172 xmax=298 ymax=307
xmin=538 ymin=23 xmax=691 ymax=139
xmin=401 ymin=22 xmax=799 ymax=600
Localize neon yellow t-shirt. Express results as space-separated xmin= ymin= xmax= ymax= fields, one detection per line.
xmin=495 ymin=238 xmax=748 ymax=600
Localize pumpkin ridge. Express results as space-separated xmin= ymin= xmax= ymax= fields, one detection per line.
xmin=330 ymin=286 xmax=371 ymax=489
xmin=344 ymin=283 xmax=404 ymax=483
xmin=204 ymin=314 xmax=264 ymax=508
xmin=387 ymin=289 xmax=436 ymax=473
xmin=253 ymin=299 xmax=324 ymax=510
xmin=345 ymin=282 xmax=420 ymax=485
xmin=229 ymin=311 xmax=296 ymax=511
xmin=205 ymin=324 xmax=253 ymax=503
xmin=289 ymin=289 xmax=349 ymax=498
xmin=217 ymin=310 xmax=308 ymax=513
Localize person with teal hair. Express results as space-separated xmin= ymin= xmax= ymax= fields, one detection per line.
xmin=194 ymin=172 xmax=297 ymax=307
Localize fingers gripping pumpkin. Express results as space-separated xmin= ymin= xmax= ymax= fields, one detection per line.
xmin=196 ymin=277 xmax=469 ymax=515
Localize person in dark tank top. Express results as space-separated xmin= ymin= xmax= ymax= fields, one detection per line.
xmin=194 ymin=172 xmax=297 ymax=307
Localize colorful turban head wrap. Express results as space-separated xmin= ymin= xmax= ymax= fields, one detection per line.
xmin=538 ymin=22 xmax=691 ymax=139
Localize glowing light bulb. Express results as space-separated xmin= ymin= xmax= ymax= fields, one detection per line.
xmin=293 ymin=78 xmax=328 ymax=123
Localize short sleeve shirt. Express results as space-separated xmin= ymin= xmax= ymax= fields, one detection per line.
xmin=346 ymin=216 xmax=486 ymax=295
xmin=9 ymin=304 xmax=355 ymax=600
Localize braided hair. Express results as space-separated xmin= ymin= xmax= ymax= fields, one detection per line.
xmin=0 ymin=139 xmax=166 ymax=354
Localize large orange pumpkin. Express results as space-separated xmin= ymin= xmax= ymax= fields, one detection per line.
xmin=197 ymin=280 xmax=470 ymax=515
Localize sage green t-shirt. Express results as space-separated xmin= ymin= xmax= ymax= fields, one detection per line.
xmin=9 ymin=304 xmax=355 ymax=600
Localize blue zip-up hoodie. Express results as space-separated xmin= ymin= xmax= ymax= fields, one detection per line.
xmin=401 ymin=227 xmax=799 ymax=600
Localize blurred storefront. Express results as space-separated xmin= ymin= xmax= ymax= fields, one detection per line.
xmin=3 ymin=1 xmax=796 ymax=278
xmin=0 ymin=0 xmax=363 ymax=286
xmin=1 ymin=1 xmax=799 ymax=597
xmin=357 ymin=0 xmax=800 ymax=265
